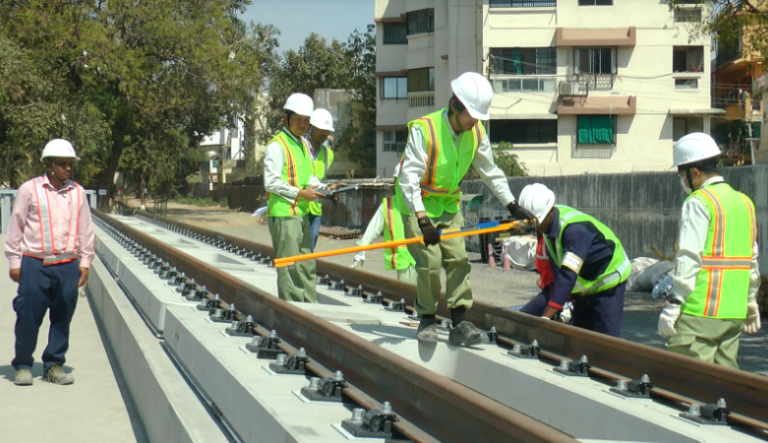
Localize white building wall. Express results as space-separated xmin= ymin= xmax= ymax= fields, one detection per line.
xmin=375 ymin=0 xmax=712 ymax=176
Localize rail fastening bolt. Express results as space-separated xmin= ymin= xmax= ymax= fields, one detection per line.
xmin=276 ymin=353 xmax=286 ymax=365
xmin=351 ymin=408 xmax=365 ymax=422
xmin=717 ymin=398 xmax=727 ymax=408
xmin=688 ymin=403 xmax=701 ymax=415
xmin=309 ymin=377 xmax=320 ymax=388
xmin=531 ymin=339 xmax=539 ymax=348
xmin=641 ymin=374 xmax=650 ymax=384
xmin=333 ymin=371 xmax=344 ymax=382
xmin=512 ymin=344 xmax=522 ymax=353
xmin=579 ymin=355 xmax=588 ymax=364
xmin=269 ymin=330 xmax=278 ymax=339
xmin=559 ymin=360 xmax=569 ymax=370
xmin=381 ymin=401 xmax=392 ymax=414
xmin=297 ymin=347 xmax=307 ymax=358
xmin=616 ymin=379 xmax=628 ymax=390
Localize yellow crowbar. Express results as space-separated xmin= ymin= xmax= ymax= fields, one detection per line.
xmin=272 ymin=219 xmax=535 ymax=268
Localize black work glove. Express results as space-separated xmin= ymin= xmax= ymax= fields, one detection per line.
xmin=507 ymin=202 xmax=533 ymax=221
xmin=418 ymin=217 xmax=440 ymax=246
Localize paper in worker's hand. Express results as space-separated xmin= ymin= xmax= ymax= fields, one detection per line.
xmin=252 ymin=206 xmax=267 ymax=217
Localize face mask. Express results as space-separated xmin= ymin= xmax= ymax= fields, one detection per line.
xmin=679 ymin=176 xmax=692 ymax=195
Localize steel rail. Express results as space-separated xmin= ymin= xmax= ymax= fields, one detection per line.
xmin=95 ymin=209 xmax=575 ymax=443
xmin=131 ymin=210 xmax=768 ymax=435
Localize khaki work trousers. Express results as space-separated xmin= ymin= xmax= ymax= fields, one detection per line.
xmin=268 ymin=216 xmax=317 ymax=302
xmin=666 ymin=313 xmax=744 ymax=369
xmin=403 ymin=211 xmax=472 ymax=315
xmin=396 ymin=265 xmax=418 ymax=285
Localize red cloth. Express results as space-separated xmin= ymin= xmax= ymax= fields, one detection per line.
xmin=535 ymin=233 xmax=555 ymax=290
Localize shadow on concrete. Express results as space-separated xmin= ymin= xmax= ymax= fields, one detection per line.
xmin=0 ymin=362 xmax=74 ymax=381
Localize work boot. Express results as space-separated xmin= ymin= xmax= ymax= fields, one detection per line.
xmin=416 ymin=317 xmax=439 ymax=345
xmin=449 ymin=321 xmax=489 ymax=347
xmin=44 ymin=365 xmax=74 ymax=385
xmin=14 ymin=369 xmax=33 ymax=386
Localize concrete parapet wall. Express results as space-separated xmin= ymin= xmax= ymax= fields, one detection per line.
xmin=462 ymin=165 xmax=768 ymax=274
xmin=88 ymin=258 xmax=228 ymax=443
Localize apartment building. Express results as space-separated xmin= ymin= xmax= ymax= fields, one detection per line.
xmin=374 ymin=0 xmax=715 ymax=177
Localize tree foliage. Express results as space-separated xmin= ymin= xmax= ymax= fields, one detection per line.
xmin=264 ymin=25 xmax=377 ymax=171
xmin=668 ymin=0 xmax=768 ymax=64
xmin=0 ymin=0 xmax=271 ymax=205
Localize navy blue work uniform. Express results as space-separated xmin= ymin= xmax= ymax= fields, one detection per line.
xmin=527 ymin=207 xmax=626 ymax=337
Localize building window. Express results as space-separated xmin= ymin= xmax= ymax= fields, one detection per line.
xmin=383 ymin=23 xmax=407 ymax=44
xmin=576 ymin=48 xmax=615 ymax=75
xmin=489 ymin=0 xmax=556 ymax=7
xmin=383 ymin=130 xmax=407 ymax=152
xmin=494 ymin=77 xmax=556 ymax=93
xmin=574 ymin=48 xmax=615 ymax=90
xmin=407 ymin=68 xmax=435 ymax=93
xmin=381 ymin=77 xmax=407 ymax=99
xmin=674 ymin=8 xmax=702 ymax=23
xmin=673 ymin=116 xmax=703 ymax=141
xmin=673 ymin=46 xmax=704 ymax=73
xmin=491 ymin=48 xmax=556 ymax=75
xmin=578 ymin=0 xmax=612 ymax=5
xmin=406 ymin=9 xmax=434 ymax=36
xmin=577 ymin=115 xmax=616 ymax=145
xmin=675 ymin=78 xmax=698 ymax=89
xmin=490 ymin=120 xmax=557 ymax=144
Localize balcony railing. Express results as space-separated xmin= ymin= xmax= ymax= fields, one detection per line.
xmin=409 ymin=92 xmax=435 ymax=108
xmin=716 ymin=48 xmax=741 ymax=69
xmin=577 ymin=74 xmax=615 ymax=91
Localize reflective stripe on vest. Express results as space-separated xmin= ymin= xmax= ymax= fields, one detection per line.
xmin=31 ymin=177 xmax=79 ymax=264
xmin=382 ymin=198 xmax=415 ymax=271
xmin=308 ymin=140 xmax=334 ymax=216
xmin=267 ymin=131 xmax=312 ymax=217
xmin=544 ymin=205 xmax=630 ymax=296
xmin=682 ymin=184 xmax=755 ymax=319
xmin=393 ymin=108 xmax=484 ymax=218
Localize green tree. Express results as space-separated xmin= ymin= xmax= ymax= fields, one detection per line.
xmin=266 ymin=33 xmax=349 ymax=136
xmin=335 ymin=25 xmax=377 ymax=170
xmin=668 ymin=1 xmax=768 ymax=64
xmin=0 ymin=0 xmax=264 ymax=208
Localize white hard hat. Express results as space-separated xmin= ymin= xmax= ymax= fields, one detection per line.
xmin=310 ymin=108 xmax=334 ymax=131
xmin=518 ymin=183 xmax=556 ymax=224
xmin=283 ymin=93 xmax=314 ymax=117
xmin=40 ymin=138 xmax=80 ymax=161
xmin=450 ymin=72 xmax=494 ymax=120
xmin=672 ymin=132 xmax=722 ymax=169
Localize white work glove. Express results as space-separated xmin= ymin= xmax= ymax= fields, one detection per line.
xmin=658 ymin=302 xmax=681 ymax=337
xmin=743 ymin=301 xmax=762 ymax=334
xmin=349 ymin=251 xmax=366 ymax=269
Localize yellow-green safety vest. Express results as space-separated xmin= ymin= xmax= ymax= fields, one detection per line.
xmin=393 ymin=108 xmax=485 ymax=218
xmin=267 ymin=130 xmax=312 ymax=217
xmin=306 ymin=139 xmax=334 ymax=216
xmin=682 ymin=183 xmax=756 ymax=319
xmin=544 ymin=205 xmax=631 ymax=296
xmin=381 ymin=197 xmax=416 ymax=271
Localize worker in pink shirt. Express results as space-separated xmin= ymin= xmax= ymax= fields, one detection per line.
xmin=4 ymin=139 xmax=95 ymax=386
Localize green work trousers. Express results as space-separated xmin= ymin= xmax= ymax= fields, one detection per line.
xmin=396 ymin=265 xmax=418 ymax=285
xmin=403 ymin=210 xmax=472 ymax=315
xmin=666 ymin=313 xmax=744 ymax=370
xmin=268 ymin=215 xmax=317 ymax=303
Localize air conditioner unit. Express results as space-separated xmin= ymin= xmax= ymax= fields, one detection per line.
xmin=559 ymin=81 xmax=580 ymax=97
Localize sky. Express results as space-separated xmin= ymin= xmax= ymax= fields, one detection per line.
xmin=240 ymin=0 xmax=375 ymax=52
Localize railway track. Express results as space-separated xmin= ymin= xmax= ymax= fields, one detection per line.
xmin=94 ymin=208 xmax=768 ymax=442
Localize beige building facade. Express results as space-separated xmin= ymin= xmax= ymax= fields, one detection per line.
xmin=374 ymin=0 xmax=715 ymax=176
